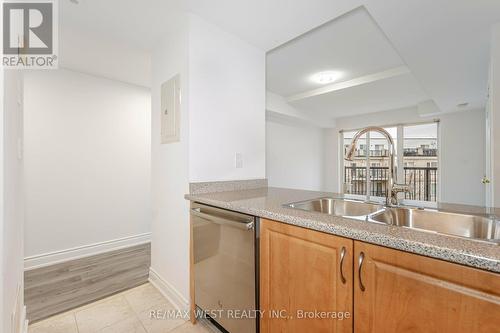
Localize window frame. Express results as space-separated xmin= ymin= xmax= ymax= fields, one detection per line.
xmin=339 ymin=120 xmax=440 ymax=206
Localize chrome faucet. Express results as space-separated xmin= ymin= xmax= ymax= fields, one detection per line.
xmin=344 ymin=126 xmax=411 ymax=206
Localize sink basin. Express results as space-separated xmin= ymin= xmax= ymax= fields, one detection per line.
xmin=371 ymin=208 xmax=500 ymax=243
xmin=287 ymin=198 xmax=383 ymax=217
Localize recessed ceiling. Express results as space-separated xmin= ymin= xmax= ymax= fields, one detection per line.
xmin=266 ymin=7 xmax=405 ymax=96
xmin=289 ymin=73 xmax=428 ymax=119
xmin=266 ymin=6 xmax=428 ymax=121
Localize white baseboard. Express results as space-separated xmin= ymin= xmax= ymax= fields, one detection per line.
xmin=148 ymin=267 xmax=190 ymax=313
xmin=24 ymin=233 xmax=151 ymax=271
xmin=20 ymin=306 xmax=28 ymax=333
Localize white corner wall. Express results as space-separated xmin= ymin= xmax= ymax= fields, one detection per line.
xmin=150 ymin=13 xmax=266 ymax=308
xmin=24 ymin=69 xmax=151 ymax=260
xmin=266 ymin=118 xmax=325 ymax=191
xmin=188 ymin=14 xmax=266 ymax=182
xmin=266 ymin=91 xmax=326 ymax=127
xmin=150 ymin=13 xmax=191 ymax=308
xmin=2 ymin=69 xmax=25 ymax=333
xmin=491 ymin=23 xmax=500 ymax=207
xmin=440 ymin=109 xmax=486 ymax=206
xmin=324 ymin=127 xmax=341 ymax=192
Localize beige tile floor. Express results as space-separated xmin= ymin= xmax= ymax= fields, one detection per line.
xmin=28 ymin=283 xmax=216 ymax=333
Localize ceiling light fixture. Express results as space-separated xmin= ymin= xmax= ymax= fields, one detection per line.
xmin=310 ymin=71 xmax=343 ymax=85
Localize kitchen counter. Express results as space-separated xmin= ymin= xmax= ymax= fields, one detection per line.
xmin=185 ymin=187 xmax=500 ymax=273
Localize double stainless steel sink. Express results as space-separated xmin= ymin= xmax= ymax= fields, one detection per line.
xmin=286 ymin=198 xmax=500 ymax=244
xmin=288 ymin=198 xmax=383 ymax=217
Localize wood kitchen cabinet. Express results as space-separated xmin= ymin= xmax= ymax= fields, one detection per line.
xmin=260 ymin=219 xmax=353 ymax=333
xmin=354 ymin=241 xmax=500 ymax=333
xmin=260 ymin=218 xmax=500 ymax=333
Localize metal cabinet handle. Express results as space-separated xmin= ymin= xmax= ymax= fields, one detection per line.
xmin=339 ymin=247 xmax=347 ymax=284
xmin=191 ymin=208 xmax=254 ymax=230
xmin=358 ymin=252 xmax=366 ymax=291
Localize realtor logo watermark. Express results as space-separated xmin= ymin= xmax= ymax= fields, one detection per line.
xmin=2 ymin=0 xmax=58 ymax=69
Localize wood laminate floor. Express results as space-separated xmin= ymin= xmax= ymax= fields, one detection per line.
xmin=25 ymin=243 xmax=151 ymax=322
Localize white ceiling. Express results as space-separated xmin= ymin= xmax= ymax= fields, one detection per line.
xmin=365 ymin=0 xmax=500 ymax=114
xmin=60 ymin=0 xmax=500 ymax=117
xmin=60 ymin=0 xmax=359 ymax=51
xmin=60 ymin=0 xmax=182 ymax=51
xmin=186 ymin=0 xmax=363 ymax=50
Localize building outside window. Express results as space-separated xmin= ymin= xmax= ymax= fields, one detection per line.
xmin=342 ymin=122 xmax=438 ymax=203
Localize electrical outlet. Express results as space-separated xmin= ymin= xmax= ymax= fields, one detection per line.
xmin=235 ymin=153 xmax=243 ymax=169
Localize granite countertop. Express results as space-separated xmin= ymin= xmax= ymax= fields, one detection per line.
xmin=185 ymin=187 xmax=500 ymax=273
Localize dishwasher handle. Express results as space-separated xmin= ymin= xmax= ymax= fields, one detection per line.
xmin=191 ymin=207 xmax=255 ymax=231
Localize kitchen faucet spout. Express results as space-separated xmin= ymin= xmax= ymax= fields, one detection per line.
xmin=345 ymin=126 xmax=410 ymax=205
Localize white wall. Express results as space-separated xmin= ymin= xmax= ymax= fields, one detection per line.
xmin=150 ymin=13 xmax=191 ymax=308
xmin=266 ymin=91 xmax=327 ymax=127
xmin=491 ymin=23 xmax=500 ymax=207
xmin=324 ymin=128 xmax=340 ymax=193
xmin=150 ymin=13 xmax=267 ymax=308
xmin=440 ymin=110 xmax=485 ymax=206
xmin=188 ymin=14 xmax=265 ymax=182
xmin=2 ymin=69 xmax=25 ymax=333
xmin=24 ymin=69 xmax=151 ymax=259
xmin=266 ymin=117 xmax=324 ymax=191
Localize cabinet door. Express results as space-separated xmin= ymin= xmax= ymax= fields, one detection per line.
xmin=260 ymin=219 xmax=353 ymax=333
xmin=354 ymin=241 xmax=500 ymax=333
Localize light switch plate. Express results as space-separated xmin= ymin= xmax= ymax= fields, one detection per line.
xmin=235 ymin=153 xmax=243 ymax=168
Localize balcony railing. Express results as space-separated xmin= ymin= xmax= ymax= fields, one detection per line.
xmin=344 ymin=166 xmax=438 ymax=202
xmin=347 ymin=148 xmax=437 ymax=158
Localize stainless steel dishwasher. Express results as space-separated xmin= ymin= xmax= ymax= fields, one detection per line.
xmin=191 ymin=203 xmax=258 ymax=333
